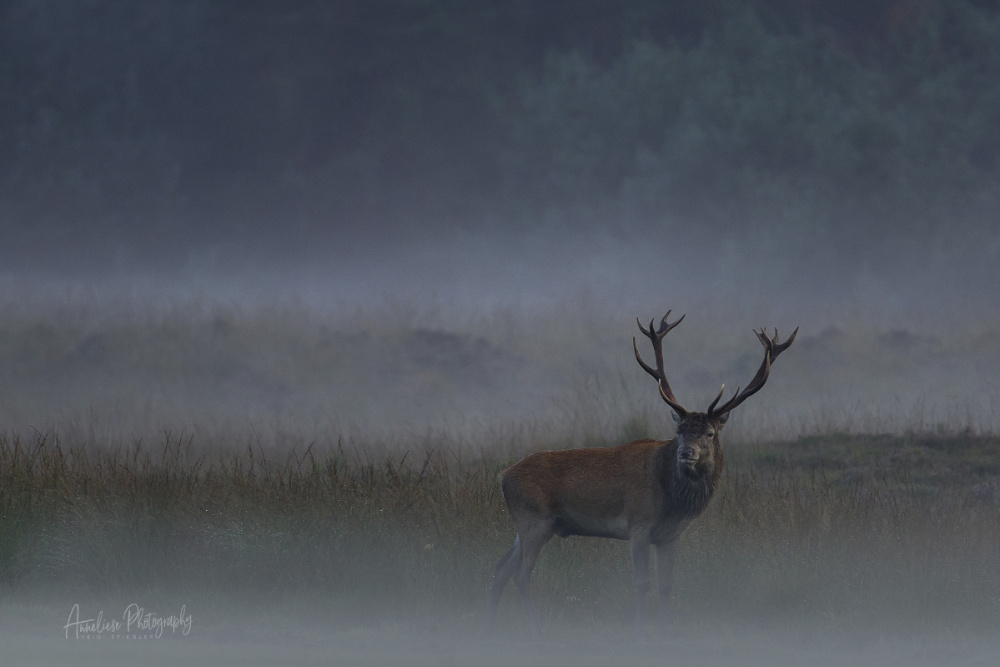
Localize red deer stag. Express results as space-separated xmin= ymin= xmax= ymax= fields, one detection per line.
xmin=480 ymin=311 xmax=797 ymax=637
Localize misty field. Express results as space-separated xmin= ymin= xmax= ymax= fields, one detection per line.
xmin=1 ymin=299 xmax=999 ymax=666
xmin=3 ymin=295 xmax=1000 ymax=441
xmin=2 ymin=427 xmax=999 ymax=642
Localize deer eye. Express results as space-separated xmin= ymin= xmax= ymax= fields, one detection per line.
xmin=705 ymin=430 xmax=715 ymax=438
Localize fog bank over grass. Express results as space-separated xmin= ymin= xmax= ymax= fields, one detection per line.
xmin=1 ymin=218 xmax=997 ymax=445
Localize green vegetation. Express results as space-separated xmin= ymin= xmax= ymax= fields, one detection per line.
xmin=1 ymin=428 xmax=998 ymax=638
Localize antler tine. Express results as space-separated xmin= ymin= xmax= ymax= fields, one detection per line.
xmin=657 ymin=381 xmax=688 ymax=416
xmin=711 ymin=352 xmax=771 ymax=417
xmin=656 ymin=311 xmax=684 ymax=338
xmin=634 ymin=311 xmax=687 ymax=415
xmin=773 ymin=326 xmax=798 ymax=357
xmin=705 ymin=384 xmax=726 ymax=414
xmin=709 ymin=325 xmax=798 ymax=417
xmin=637 ymin=311 xmax=686 ymax=339
xmin=632 ymin=336 xmax=658 ymax=378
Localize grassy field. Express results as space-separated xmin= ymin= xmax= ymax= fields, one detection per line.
xmin=1 ymin=427 xmax=998 ymax=643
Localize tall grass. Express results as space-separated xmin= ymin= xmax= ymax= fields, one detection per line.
xmin=1 ymin=429 xmax=998 ymax=638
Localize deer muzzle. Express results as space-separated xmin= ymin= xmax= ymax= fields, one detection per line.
xmin=678 ymin=446 xmax=697 ymax=467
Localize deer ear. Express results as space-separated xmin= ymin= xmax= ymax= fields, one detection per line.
xmin=717 ymin=413 xmax=729 ymax=426
xmin=671 ymin=411 xmax=682 ymax=426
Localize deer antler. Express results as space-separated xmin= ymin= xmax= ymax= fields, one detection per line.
xmin=708 ymin=326 xmax=798 ymax=417
xmin=633 ymin=311 xmax=687 ymax=416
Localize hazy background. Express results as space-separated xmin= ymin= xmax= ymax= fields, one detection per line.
xmin=5 ymin=5 xmax=1000 ymax=664
xmin=1 ymin=0 xmax=1000 ymax=442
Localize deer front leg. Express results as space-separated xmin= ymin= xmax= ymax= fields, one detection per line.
xmin=512 ymin=525 xmax=551 ymax=639
xmin=629 ymin=535 xmax=651 ymax=639
xmin=655 ymin=539 xmax=678 ymax=636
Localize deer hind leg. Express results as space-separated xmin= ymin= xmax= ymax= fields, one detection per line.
xmin=480 ymin=537 xmax=521 ymax=636
xmin=655 ymin=539 xmax=678 ymax=636
xmin=630 ymin=536 xmax=652 ymax=639
xmin=512 ymin=523 xmax=552 ymax=638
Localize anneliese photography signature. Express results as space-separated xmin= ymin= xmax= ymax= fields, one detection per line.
xmin=64 ymin=603 xmax=193 ymax=639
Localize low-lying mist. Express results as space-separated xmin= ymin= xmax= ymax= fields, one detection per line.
xmin=1 ymin=220 xmax=997 ymax=447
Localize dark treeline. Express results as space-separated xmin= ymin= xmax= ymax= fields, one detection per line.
xmin=1 ymin=0 xmax=999 ymax=264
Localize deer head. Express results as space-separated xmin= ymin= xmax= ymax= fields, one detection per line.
xmin=634 ymin=312 xmax=797 ymax=477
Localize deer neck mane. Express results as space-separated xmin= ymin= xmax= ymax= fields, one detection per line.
xmin=660 ymin=440 xmax=724 ymax=518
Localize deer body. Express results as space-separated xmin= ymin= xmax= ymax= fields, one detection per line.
xmin=481 ymin=311 xmax=796 ymax=638
xmin=502 ymin=437 xmax=720 ymax=543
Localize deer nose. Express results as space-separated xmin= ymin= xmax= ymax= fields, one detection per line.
xmin=678 ymin=446 xmax=696 ymax=461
